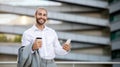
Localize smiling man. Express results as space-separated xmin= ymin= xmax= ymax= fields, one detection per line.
xmin=21 ymin=8 xmax=71 ymax=67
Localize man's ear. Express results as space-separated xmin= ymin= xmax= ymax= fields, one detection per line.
xmin=34 ymin=14 xmax=36 ymax=18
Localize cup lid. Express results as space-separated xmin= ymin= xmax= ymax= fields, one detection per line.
xmin=36 ymin=37 xmax=42 ymax=39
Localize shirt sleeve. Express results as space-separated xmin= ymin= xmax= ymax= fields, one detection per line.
xmin=53 ymin=32 xmax=69 ymax=55
xmin=22 ymin=32 xmax=31 ymax=46
xmin=22 ymin=32 xmax=34 ymax=53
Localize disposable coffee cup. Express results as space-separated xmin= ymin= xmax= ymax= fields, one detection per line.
xmin=36 ymin=37 xmax=42 ymax=46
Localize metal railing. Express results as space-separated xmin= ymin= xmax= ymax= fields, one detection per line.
xmin=0 ymin=61 xmax=120 ymax=67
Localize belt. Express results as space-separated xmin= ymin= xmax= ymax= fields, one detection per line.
xmin=41 ymin=58 xmax=54 ymax=63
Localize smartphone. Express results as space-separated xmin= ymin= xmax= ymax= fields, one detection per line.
xmin=65 ymin=39 xmax=71 ymax=44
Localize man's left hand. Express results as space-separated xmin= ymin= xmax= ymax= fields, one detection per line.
xmin=62 ymin=43 xmax=71 ymax=51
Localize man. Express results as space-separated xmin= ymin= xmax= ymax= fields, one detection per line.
xmin=21 ymin=8 xmax=71 ymax=67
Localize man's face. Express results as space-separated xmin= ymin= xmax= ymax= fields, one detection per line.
xmin=35 ymin=9 xmax=47 ymax=25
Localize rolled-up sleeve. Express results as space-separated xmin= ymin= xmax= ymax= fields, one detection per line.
xmin=54 ymin=32 xmax=68 ymax=55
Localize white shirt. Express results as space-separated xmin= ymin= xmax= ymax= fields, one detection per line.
xmin=22 ymin=25 xmax=68 ymax=59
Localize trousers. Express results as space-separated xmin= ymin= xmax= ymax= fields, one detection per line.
xmin=40 ymin=58 xmax=57 ymax=67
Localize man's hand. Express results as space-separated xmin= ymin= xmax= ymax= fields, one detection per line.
xmin=32 ymin=39 xmax=42 ymax=51
xmin=63 ymin=43 xmax=71 ymax=51
xmin=63 ymin=39 xmax=71 ymax=51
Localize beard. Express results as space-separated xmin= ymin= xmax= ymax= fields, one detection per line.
xmin=36 ymin=18 xmax=46 ymax=25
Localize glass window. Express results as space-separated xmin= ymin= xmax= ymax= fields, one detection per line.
xmin=114 ymin=14 xmax=120 ymax=21
xmin=110 ymin=15 xmax=114 ymax=22
xmin=110 ymin=13 xmax=120 ymax=23
xmin=112 ymin=50 xmax=120 ymax=59
xmin=111 ymin=31 xmax=120 ymax=41
xmin=109 ymin=0 xmax=120 ymax=4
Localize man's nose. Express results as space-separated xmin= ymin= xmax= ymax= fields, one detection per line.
xmin=40 ymin=15 xmax=44 ymax=18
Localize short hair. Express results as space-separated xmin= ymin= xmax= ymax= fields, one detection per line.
xmin=35 ymin=8 xmax=47 ymax=15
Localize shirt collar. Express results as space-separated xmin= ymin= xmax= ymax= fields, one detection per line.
xmin=32 ymin=24 xmax=48 ymax=31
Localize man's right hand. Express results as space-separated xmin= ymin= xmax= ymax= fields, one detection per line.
xmin=32 ymin=39 xmax=42 ymax=51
